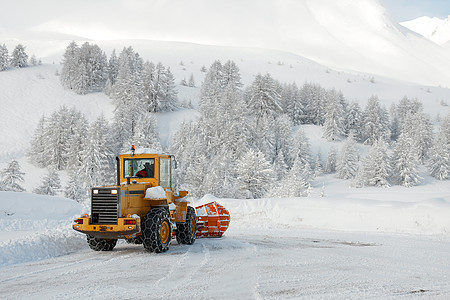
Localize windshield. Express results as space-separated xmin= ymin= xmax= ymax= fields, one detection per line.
xmin=123 ymin=158 xmax=155 ymax=178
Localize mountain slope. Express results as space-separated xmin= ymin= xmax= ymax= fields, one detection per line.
xmin=401 ymin=15 xmax=450 ymax=46
xmin=3 ymin=0 xmax=450 ymax=87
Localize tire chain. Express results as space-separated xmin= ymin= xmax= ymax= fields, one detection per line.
xmin=87 ymin=235 xmax=117 ymax=251
xmin=176 ymin=206 xmax=197 ymax=245
xmin=142 ymin=208 xmax=172 ymax=253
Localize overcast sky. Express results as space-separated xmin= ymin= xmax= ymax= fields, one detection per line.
xmin=380 ymin=0 xmax=450 ymax=21
xmin=1 ymin=0 xmax=450 ymax=41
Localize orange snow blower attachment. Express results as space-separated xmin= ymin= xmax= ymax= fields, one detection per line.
xmin=195 ymin=202 xmax=230 ymax=237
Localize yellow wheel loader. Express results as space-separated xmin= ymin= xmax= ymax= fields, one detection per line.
xmin=73 ymin=145 xmax=230 ymax=253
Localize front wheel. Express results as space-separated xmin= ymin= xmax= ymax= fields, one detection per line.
xmin=142 ymin=208 xmax=172 ymax=253
xmin=87 ymin=235 xmax=117 ymax=251
xmin=176 ymin=206 xmax=197 ymax=245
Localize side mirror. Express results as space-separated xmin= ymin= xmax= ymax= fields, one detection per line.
xmin=171 ymin=156 xmax=178 ymax=169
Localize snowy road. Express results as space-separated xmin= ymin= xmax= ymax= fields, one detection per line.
xmin=1 ymin=229 xmax=450 ymax=299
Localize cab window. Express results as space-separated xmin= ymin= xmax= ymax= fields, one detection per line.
xmin=159 ymin=158 xmax=171 ymax=188
xmin=124 ymin=158 xmax=155 ymax=178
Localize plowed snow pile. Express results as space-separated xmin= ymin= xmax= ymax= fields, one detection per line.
xmin=0 ymin=192 xmax=84 ymax=266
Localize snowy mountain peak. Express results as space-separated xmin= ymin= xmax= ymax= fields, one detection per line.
xmin=401 ymin=15 xmax=450 ymax=45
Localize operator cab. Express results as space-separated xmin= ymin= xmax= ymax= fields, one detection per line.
xmin=120 ymin=146 xmax=173 ymax=189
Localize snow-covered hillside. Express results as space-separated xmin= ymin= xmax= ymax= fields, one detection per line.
xmin=3 ymin=0 xmax=450 ymax=87
xmin=401 ymin=15 xmax=450 ymax=45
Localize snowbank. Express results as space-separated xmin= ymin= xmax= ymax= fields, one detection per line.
xmin=0 ymin=191 xmax=81 ymax=221
xmin=0 ymin=229 xmax=86 ymax=267
xmin=195 ymin=193 xmax=450 ymax=236
xmin=0 ymin=191 xmax=83 ymax=267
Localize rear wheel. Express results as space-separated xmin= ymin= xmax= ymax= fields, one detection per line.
xmin=176 ymin=206 xmax=197 ymax=245
xmin=87 ymin=235 xmax=117 ymax=251
xmin=142 ymin=208 xmax=172 ymax=253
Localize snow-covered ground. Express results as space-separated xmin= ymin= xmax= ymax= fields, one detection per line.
xmin=1 ymin=188 xmax=450 ymax=299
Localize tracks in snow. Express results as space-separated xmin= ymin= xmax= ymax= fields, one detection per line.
xmin=1 ymin=230 xmax=450 ymax=299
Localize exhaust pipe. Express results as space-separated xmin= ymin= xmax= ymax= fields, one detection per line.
xmin=116 ymin=156 xmax=120 ymax=186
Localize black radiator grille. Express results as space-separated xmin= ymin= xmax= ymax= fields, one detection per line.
xmin=91 ymin=188 xmax=119 ymax=224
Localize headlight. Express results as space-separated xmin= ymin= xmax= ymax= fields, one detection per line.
xmin=111 ymin=189 xmax=118 ymax=194
xmin=93 ymin=189 xmax=99 ymax=194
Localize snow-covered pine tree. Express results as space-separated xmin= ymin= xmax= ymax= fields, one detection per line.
xmin=66 ymin=112 xmax=88 ymax=172
xmin=45 ymin=106 xmax=74 ymax=170
xmin=325 ymin=147 xmax=338 ymax=173
xmin=282 ymin=82 xmax=304 ymax=126
xmin=272 ymin=150 xmax=289 ymax=181
xmin=130 ymin=113 xmax=162 ymax=150
xmin=269 ymin=156 xmax=312 ymax=198
xmin=27 ymin=114 xmax=47 ymax=168
xmin=389 ymin=103 xmax=400 ymax=141
xmin=10 ymin=44 xmax=28 ymax=68
xmin=392 ymin=133 xmax=422 ymax=187
xmin=61 ymin=42 xmax=108 ymax=94
xmin=323 ymin=88 xmax=346 ymax=141
xmin=336 ymin=132 xmax=360 ymax=179
xmin=363 ymin=95 xmax=391 ymax=145
xmin=345 ymin=101 xmax=363 ymax=141
xmin=159 ymin=67 xmax=178 ymax=112
xmin=103 ymin=78 xmax=113 ymax=96
xmin=111 ymin=47 xmax=145 ymax=154
xmin=396 ymin=96 xmax=423 ymax=125
xmin=29 ymin=54 xmax=37 ymax=66
xmin=170 ymin=121 xmax=199 ymax=192
xmin=174 ymin=61 xmax=251 ymax=198
xmin=151 ymin=62 xmax=168 ymax=112
xmin=246 ymin=73 xmax=283 ymax=122
xmin=33 ymin=169 xmax=61 ymax=196
xmin=64 ymin=171 xmax=87 ymax=203
xmin=222 ymin=60 xmax=243 ymax=90
xmin=236 ymin=149 xmax=274 ymax=199
xmin=400 ymin=111 xmax=432 ymax=164
xmin=0 ymin=44 xmax=9 ymax=71
xmin=324 ymin=146 xmax=338 ymax=174
xmin=107 ymin=49 xmax=119 ymax=85
xmin=218 ymin=85 xmax=251 ymax=160
xmin=359 ymin=139 xmax=391 ymax=187
xmin=428 ymin=115 xmax=450 ymax=180
xmin=142 ymin=61 xmax=157 ymax=112
xmin=300 ymin=82 xmax=327 ymax=125
xmin=60 ymin=41 xmax=80 ymax=91
xmin=254 ymin=114 xmax=277 ymax=163
xmin=272 ymin=114 xmax=294 ymax=163
xmin=199 ymin=60 xmax=223 ymax=113
xmin=313 ymin=150 xmax=324 ymax=178
xmin=1 ymin=159 xmax=25 ymax=192
xmin=203 ymin=146 xmax=238 ymax=198
xmin=188 ymin=73 xmax=195 ymax=87
xmin=73 ymin=42 xmax=108 ymax=94
xmin=80 ymin=114 xmax=115 ymax=188
xmin=290 ymin=128 xmax=312 ymax=170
